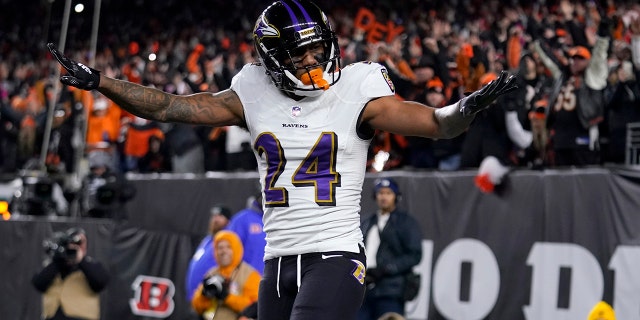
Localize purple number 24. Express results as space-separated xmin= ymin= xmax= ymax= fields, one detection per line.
xmin=254 ymin=132 xmax=341 ymax=207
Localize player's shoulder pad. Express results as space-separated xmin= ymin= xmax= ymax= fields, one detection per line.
xmin=342 ymin=61 xmax=395 ymax=96
xmin=232 ymin=63 xmax=267 ymax=83
xmin=342 ymin=61 xmax=386 ymax=73
xmin=231 ymin=63 xmax=270 ymax=102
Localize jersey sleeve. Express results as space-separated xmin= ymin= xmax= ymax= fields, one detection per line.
xmin=230 ymin=63 xmax=269 ymax=105
xmin=358 ymin=62 xmax=396 ymax=100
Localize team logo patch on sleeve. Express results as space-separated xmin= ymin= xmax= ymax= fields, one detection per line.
xmin=381 ymin=68 xmax=395 ymax=93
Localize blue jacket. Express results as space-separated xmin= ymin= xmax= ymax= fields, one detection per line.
xmin=360 ymin=209 xmax=422 ymax=298
xmin=227 ymin=200 xmax=266 ymax=274
xmin=185 ymin=235 xmax=216 ymax=301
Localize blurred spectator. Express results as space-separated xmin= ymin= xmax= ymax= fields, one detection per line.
xmin=372 ymin=38 xmax=416 ymax=99
xmin=367 ymin=130 xmax=409 ymax=172
xmin=3 ymin=0 xmax=640 ymax=173
xmin=407 ymin=77 xmax=464 ymax=170
xmin=364 ymin=39 xmax=414 ymax=172
xmin=227 ymin=193 xmax=265 ymax=274
xmin=32 ymin=228 xmax=110 ymax=320
xmin=537 ymin=13 xmax=610 ymax=166
xmin=191 ymin=230 xmax=260 ymax=320
xmin=405 ymin=78 xmax=439 ymax=170
xmin=225 ymin=126 xmax=257 ymax=172
xmin=411 ymin=20 xmax=453 ymax=96
xmin=79 ymin=150 xmax=135 ymax=218
xmin=11 ymin=81 xmax=41 ymax=168
xmin=84 ymin=91 xmax=122 ymax=156
xmin=43 ymin=84 xmax=77 ymax=174
xmin=602 ymin=16 xmax=640 ymax=163
xmin=1 ymin=86 xmax=29 ymax=173
xmin=359 ymin=178 xmax=422 ymax=320
xmin=460 ymin=72 xmax=512 ymax=167
xmin=203 ymin=126 xmax=227 ymax=171
xmin=137 ymin=135 xmax=172 ymax=173
xmin=121 ymin=117 xmax=164 ymax=172
xmin=186 ymin=204 xmax=233 ymax=301
xmin=164 ymin=123 xmax=205 ymax=174
xmin=503 ymin=51 xmax=557 ymax=168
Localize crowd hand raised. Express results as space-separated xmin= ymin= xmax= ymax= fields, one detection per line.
xmin=459 ymin=71 xmax=518 ymax=117
xmin=47 ymin=43 xmax=100 ymax=90
xmin=597 ymin=16 xmax=613 ymax=38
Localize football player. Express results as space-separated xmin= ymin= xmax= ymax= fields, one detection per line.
xmin=47 ymin=1 xmax=516 ymax=319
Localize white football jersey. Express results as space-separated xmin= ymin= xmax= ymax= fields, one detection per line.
xmin=231 ymin=62 xmax=395 ymax=259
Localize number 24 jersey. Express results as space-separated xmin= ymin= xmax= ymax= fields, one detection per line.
xmin=231 ymin=61 xmax=396 ymax=259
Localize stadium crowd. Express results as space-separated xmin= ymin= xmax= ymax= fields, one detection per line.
xmin=1 ymin=0 xmax=640 ymax=181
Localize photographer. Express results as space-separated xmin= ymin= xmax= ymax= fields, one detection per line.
xmin=191 ymin=230 xmax=260 ymax=320
xmin=80 ymin=150 xmax=135 ymax=219
xmin=32 ymin=228 xmax=110 ymax=320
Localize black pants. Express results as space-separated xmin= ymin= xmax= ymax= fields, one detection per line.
xmin=258 ymin=247 xmax=366 ymax=320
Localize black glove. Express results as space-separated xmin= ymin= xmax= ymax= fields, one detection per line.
xmin=202 ymin=275 xmax=229 ymax=300
xmin=459 ymin=71 xmax=518 ymax=117
xmin=365 ymin=267 xmax=384 ymax=284
xmin=597 ymin=17 xmax=612 ymax=38
xmin=47 ymin=43 xmax=101 ymax=90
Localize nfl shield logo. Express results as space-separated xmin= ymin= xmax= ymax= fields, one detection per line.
xmin=291 ymin=106 xmax=301 ymax=117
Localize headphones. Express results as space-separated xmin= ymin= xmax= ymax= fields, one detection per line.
xmin=372 ymin=178 xmax=402 ymax=203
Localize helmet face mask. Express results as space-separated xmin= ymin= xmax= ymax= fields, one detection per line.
xmin=254 ymin=0 xmax=341 ymax=97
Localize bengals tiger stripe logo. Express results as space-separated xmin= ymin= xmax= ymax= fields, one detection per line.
xmin=129 ymin=275 xmax=175 ymax=317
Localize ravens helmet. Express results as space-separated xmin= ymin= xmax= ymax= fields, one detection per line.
xmin=253 ymin=0 xmax=341 ymax=97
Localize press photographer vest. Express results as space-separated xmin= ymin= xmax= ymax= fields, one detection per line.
xmin=200 ymin=263 xmax=254 ymax=320
xmin=42 ymin=271 xmax=100 ymax=320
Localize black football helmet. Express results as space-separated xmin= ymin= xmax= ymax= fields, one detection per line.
xmin=253 ymin=0 xmax=341 ymax=97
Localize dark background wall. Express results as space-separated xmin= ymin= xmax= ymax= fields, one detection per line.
xmin=1 ymin=167 xmax=639 ymax=319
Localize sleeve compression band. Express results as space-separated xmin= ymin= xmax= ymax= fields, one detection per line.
xmin=433 ymin=101 xmax=475 ymax=139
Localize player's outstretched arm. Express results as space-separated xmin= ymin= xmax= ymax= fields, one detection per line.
xmin=457 ymin=71 xmax=517 ymax=117
xmin=433 ymin=70 xmax=517 ymax=138
xmin=98 ymin=77 xmax=243 ymax=126
xmin=47 ymin=43 xmax=243 ymax=127
xmin=364 ymin=70 xmax=517 ymax=139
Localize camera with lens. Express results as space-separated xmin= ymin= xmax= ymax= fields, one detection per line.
xmin=43 ymin=228 xmax=83 ymax=261
xmin=202 ymin=274 xmax=228 ymax=299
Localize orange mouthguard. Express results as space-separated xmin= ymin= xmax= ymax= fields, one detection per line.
xmin=300 ymin=68 xmax=329 ymax=90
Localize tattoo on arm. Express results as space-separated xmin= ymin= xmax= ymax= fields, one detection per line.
xmin=100 ymin=79 xmax=172 ymax=120
xmin=99 ymin=78 xmax=242 ymax=126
